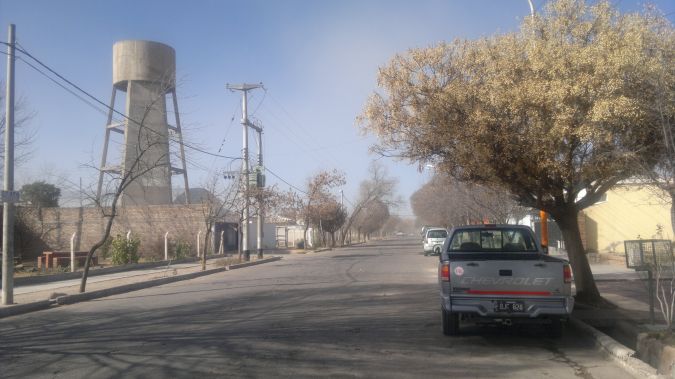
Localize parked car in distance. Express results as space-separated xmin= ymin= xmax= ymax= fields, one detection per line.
xmin=423 ymin=227 xmax=448 ymax=256
xmin=438 ymin=224 xmax=573 ymax=337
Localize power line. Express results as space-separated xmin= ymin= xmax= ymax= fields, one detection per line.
xmin=15 ymin=56 xmax=110 ymax=117
xmin=7 ymin=41 xmax=317 ymax=203
xmin=9 ymin=41 xmax=241 ymax=161
xmin=264 ymin=166 xmax=308 ymax=195
xmin=261 ymin=92 xmax=344 ymax=169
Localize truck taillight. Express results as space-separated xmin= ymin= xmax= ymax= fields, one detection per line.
xmin=563 ymin=264 xmax=572 ymax=284
xmin=440 ymin=263 xmax=450 ymax=282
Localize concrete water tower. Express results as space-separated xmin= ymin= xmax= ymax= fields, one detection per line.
xmin=96 ymin=40 xmax=189 ymax=206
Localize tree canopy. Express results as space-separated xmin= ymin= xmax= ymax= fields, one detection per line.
xmin=361 ymin=0 xmax=674 ymax=304
xmin=411 ymin=174 xmax=528 ymax=228
xmin=20 ymin=181 xmax=60 ymax=208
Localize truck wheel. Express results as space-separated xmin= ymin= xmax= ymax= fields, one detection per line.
xmin=442 ymin=307 xmax=460 ymax=336
xmin=547 ymin=317 xmax=562 ymax=338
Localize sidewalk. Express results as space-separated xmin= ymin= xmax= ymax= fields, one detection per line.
xmin=0 ymin=245 xmax=346 ymax=312
xmin=0 ymin=250 xmax=296 ymax=312
xmin=6 ymin=259 xmax=224 ymax=305
xmin=584 ymin=261 xmax=651 ymax=324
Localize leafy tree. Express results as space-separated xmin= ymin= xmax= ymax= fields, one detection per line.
xmin=361 ymin=0 xmax=673 ymax=304
xmin=20 ymin=181 xmax=60 ymax=208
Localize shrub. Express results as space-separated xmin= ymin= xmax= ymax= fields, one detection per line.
xmin=173 ymin=240 xmax=191 ymax=260
xmin=110 ymin=235 xmax=140 ymax=265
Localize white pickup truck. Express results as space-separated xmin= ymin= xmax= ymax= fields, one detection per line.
xmin=438 ymin=224 xmax=574 ymax=337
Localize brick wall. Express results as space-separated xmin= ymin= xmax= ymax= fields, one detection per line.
xmin=16 ymin=204 xmax=237 ymax=261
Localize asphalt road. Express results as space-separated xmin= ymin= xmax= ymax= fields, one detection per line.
xmin=0 ymin=238 xmax=632 ymax=379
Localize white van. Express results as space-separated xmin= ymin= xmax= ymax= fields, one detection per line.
xmin=423 ymin=228 xmax=448 ymax=255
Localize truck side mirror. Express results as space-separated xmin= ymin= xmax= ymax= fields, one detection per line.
xmin=542 ymin=246 xmax=549 ymax=255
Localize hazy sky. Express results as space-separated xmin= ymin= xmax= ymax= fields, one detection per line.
xmin=1 ymin=0 xmax=673 ymax=215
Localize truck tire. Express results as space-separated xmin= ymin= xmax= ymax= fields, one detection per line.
xmin=547 ymin=317 xmax=562 ymax=338
xmin=442 ymin=307 xmax=460 ymax=336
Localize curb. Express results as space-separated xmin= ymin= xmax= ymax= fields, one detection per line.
xmin=12 ymin=254 xmax=228 ymax=287
xmin=570 ymin=317 xmax=665 ymax=379
xmin=0 ymin=256 xmax=282 ymax=319
xmin=0 ymin=300 xmax=54 ymax=318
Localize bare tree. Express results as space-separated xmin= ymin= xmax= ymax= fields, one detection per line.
xmin=309 ymin=195 xmax=346 ymax=247
xmin=198 ymin=173 xmax=243 ymax=270
xmin=0 ymin=89 xmax=36 ymax=169
xmin=341 ymin=162 xmax=398 ymax=245
xmin=352 ymin=198 xmax=390 ymax=240
xmin=79 ymin=88 xmax=173 ymax=293
xmin=300 ymin=170 xmax=346 ymax=250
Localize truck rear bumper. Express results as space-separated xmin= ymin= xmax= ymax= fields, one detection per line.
xmin=441 ymin=295 xmax=574 ymax=318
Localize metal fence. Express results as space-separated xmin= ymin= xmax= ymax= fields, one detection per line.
xmin=624 ymin=239 xmax=674 ymax=271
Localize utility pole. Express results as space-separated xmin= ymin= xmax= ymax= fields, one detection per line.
xmin=255 ymin=130 xmax=264 ymax=259
xmin=340 ymin=189 xmax=344 ymax=246
xmin=226 ymin=83 xmax=263 ymax=261
xmin=2 ymin=24 xmax=16 ymax=305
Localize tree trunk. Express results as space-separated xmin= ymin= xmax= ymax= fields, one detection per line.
xmin=80 ymin=214 xmax=115 ymax=293
xmin=553 ymin=207 xmax=602 ymax=305
xmin=303 ymin=219 xmax=310 ymax=251
xmin=669 ymin=190 xmax=675 ymax=239
xmin=238 ymin=222 xmax=242 ymax=260
xmin=202 ymin=229 xmax=209 ymax=271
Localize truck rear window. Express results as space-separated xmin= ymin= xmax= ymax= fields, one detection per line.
xmin=448 ymin=228 xmax=538 ymax=252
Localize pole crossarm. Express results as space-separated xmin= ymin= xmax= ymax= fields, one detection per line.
xmin=226 ymin=83 xmax=264 ymax=92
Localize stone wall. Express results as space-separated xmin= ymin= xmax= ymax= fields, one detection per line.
xmin=16 ymin=204 xmax=237 ymax=262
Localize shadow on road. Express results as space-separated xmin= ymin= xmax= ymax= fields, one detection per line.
xmin=0 ymin=278 xmax=601 ymax=378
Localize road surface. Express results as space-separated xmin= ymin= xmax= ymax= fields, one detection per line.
xmin=0 ymin=238 xmax=631 ymax=378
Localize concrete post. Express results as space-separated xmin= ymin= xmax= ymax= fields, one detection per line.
xmin=197 ymin=230 xmax=202 ymax=257
xmin=2 ymin=24 xmax=16 ymax=305
xmin=70 ymin=232 xmax=77 ymax=272
xmin=164 ymin=232 xmax=169 ymax=261
xmin=219 ymin=231 xmax=225 ymax=255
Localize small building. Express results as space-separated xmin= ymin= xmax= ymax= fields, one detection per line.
xmin=580 ymin=182 xmax=671 ymax=256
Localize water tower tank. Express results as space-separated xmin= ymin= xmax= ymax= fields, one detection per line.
xmin=96 ymin=40 xmax=189 ymax=206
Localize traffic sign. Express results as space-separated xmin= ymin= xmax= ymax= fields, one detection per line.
xmin=0 ymin=190 xmax=20 ymax=203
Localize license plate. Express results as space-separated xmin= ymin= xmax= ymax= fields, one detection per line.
xmin=493 ymin=300 xmax=525 ymax=313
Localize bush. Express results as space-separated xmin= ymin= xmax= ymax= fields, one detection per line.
xmin=110 ymin=235 xmax=140 ymax=265
xmin=173 ymin=240 xmax=191 ymax=260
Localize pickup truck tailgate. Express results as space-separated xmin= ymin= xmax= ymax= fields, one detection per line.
xmin=450 ymin=257 xmax=566 ymax=297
